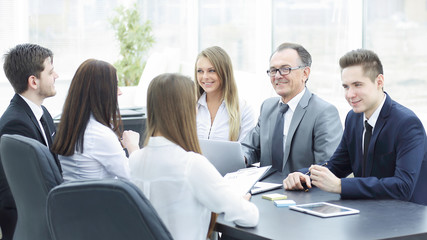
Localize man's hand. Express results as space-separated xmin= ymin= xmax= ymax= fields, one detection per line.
xmin=283 ymin=172 xmax=311 ymax=190
xmin=309 ymin=165 xmax=341 ymax=193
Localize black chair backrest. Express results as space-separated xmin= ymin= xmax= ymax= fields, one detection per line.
xmin=0 ymin=134 xmax=63 ymax=240
xmin=47 ymin=179 xmax=174 ymax=240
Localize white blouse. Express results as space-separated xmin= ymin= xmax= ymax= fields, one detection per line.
xmin=129 ymin=136 xmax=259 ymax=240
xmin=59 ymin=114 xmax=130 ymax=182
xmin=197 ymin=92 xmax=256 ymax=142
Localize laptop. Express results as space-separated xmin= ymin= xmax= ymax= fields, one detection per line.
xmin=199 ymin=139 xmax=246 ymax=176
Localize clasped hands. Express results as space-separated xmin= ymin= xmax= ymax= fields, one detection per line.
xmin=283 ymin=165 xmax=341 ymax=194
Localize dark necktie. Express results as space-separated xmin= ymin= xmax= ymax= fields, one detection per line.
xmin=40 ymin=116 xmax=52 ymax=147
xmin=271 ymin=104 xmax=289 ymax=171
xmin=363 ymin=120 xmax=372 ymax=177
xmin=40 ymin=115 xmax=62 ymax=172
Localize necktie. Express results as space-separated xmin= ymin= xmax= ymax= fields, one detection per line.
xmin=363 ymin=120 xmax=372 ymax=177
xmin=40 ymin=115 xmax=62 ymax=172
xmin=40 ymin=115 xmax=52 ymax=147
xmin=271 ymin=104 xmax=289 ymax=171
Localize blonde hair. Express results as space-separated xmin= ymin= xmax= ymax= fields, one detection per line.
xmin=194 ymin=46 xmax=240 ymax=141
xmin=144 ymin=73 xmax=217 ymax=238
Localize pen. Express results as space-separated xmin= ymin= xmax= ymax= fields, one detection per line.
xmin=302 ymin=162 xmax=328 ymax=192
xmin=304 ymin=162 xmax=328 ymax=175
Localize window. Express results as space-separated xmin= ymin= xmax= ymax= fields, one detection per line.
xmin=199 ymin=0 xmax=257 ymax=72
xmin=364 ymin=0 xmax=427 ymax=122
xmin=272 ymin=0 xmax=354 ymax=119
xmin=0 ymin=0 xmax=426 ymax=126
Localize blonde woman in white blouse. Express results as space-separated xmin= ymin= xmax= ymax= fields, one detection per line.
xmin=195 ymin=46 xmax=255 ymax=141
xmin=130 ymin=73 xmax=259 ymax=240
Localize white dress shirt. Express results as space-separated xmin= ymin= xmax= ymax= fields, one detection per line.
xmin=59 ymin=114 xmax=130 ymax=181
xmin=197 ymin=92 xmax=256 ymax=141
xmin=19 ymin=94 xmax=49 ymax=146
xmin=129 ymin=136 xmax=259 ymax=240
xmin=363 ymin=94 xmax=386 ymax=153
xmin=279 ymin=88 xmax=306 ymax=150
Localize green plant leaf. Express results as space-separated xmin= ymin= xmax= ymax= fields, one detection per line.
xmin=110 ymin=2 xmax=155 ymax=86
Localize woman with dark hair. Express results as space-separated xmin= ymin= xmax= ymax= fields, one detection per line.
xmin=52 ymin=59 xmax=139 ymax=182
xmin=129 ymin=73 xmax=258 ymax=240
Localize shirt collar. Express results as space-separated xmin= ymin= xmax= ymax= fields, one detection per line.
xmin=197 ymin=92 xmax=224 ymax=107
xmin=148 ymin=136 xmax=176 ymax=147
xmin=364 ymin=93 xmax=386 ymax=129
xmin=19 ymin=94 xmax=44 ymax=120
xmin=279 ymin=87 xmax=306 ymax=112
xmin=197 ymin=92 xmax=207 ymax=107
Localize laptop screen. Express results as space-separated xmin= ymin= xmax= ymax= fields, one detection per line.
xmin=199 ymin=139 xmax=246 ymax=176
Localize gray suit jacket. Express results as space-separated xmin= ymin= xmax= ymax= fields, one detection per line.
xmin=241 ymin=89 xmax=343 ymax=176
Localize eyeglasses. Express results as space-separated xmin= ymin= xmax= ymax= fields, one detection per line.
xmin=266 ymin=66 xmax=306 ymax=77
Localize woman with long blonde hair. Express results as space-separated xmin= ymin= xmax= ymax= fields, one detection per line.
xmin=195 ymin=46 xmax=255 ymax=141
xmin=129 ymin=73 xmax=258 ymax=240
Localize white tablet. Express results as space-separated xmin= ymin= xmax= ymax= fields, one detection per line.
xmin=289 ymin=202 xmax=360 ymax=218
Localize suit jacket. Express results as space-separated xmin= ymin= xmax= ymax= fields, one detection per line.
xmin=328 ymin=93 xmax=427 ymax=205
xmin=241 ymin=88 xmax=343 ymax=176
xmin=0 ymin=94 xmax=62 ymax=239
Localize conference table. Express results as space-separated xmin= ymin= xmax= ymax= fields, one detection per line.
xmin=215 ymin=172 xmax=427 ymax=240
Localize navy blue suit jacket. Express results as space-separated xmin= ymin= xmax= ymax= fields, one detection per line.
xmin=328 ymin=93 xmax=427 ymax=205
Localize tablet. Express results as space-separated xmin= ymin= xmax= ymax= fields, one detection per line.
xmin=289 ymin=202 xmax=359 ymax=218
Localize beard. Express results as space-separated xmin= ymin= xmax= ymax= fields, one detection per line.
xmin=38 ymin=85 xmax=57 ymax=99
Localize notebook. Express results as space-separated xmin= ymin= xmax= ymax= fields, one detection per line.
xmin=199 ymin=139 xmax=246 ymax=176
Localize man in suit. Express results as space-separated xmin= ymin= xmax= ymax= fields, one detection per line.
xmin=241 ymin=42 xmax=343 ymax=176
xmin=0 ymin=43 xmax=62 ymax=239
xmin=283 ymin=49 xmax=427 ymax=205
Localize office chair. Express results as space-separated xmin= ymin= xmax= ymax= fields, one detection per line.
xmin=0 ymin=134 xmax=63 ymax=240
xmin=46 ymin=179 xmax=174 ymax=240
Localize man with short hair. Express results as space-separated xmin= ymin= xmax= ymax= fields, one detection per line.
xmin=283 ymin=49 xmax=427 ymax=205
xmin=0 ymin=43 xmax=62 ymax=239
xmin=241 ymin=42 xmax=343 ymax=176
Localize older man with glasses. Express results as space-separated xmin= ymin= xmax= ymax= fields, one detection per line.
xmin=241 ymin=42 xmax=343 ymax=178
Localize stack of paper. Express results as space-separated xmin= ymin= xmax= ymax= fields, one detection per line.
xmin=224 ymin=166 xmax=271 ymax=196
xmin=262 ymin=193 xmax=287 ymax=201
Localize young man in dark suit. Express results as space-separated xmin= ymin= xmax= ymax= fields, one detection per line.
xmin=283 ymin=49 xmax=427 ymax=205
xmin=0 ymin=43 xmax=62 ymax=239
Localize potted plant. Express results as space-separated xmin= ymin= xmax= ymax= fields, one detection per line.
xmin=110 ymin=2 xmax=155 ymax=86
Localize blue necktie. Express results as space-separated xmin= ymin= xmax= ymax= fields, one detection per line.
xmin=363 ymin=120 xmax=372 ymax=177
xmin=271 ymin=104 xmax=289 ymax=171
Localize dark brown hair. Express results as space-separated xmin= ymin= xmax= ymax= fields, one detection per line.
xmin=339 ymin=49 xmax=383 ymax=82
xmin=52 ymin=59 xmax=121 ymax=156
xmin=3 ymin=43 xmax=53 ymax=93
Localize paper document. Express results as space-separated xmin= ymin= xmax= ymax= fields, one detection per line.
xmin=224 ymin=166 xmax=271 ymax=196
xmin=251 ymin=182 xmax=283 ymax=195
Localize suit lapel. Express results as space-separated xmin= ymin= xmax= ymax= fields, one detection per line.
xmin=355 ymin=115 xmax=364 ymax=176
xmin=268 ymin=102 xmax=281 ymax=166
xmin=282 ymin=89 xmax=311 ymax=168
xmin=13 ymin=94 xmax=47 ymax=145
xmin=365 ymin=93 xmax=392 ymax=176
